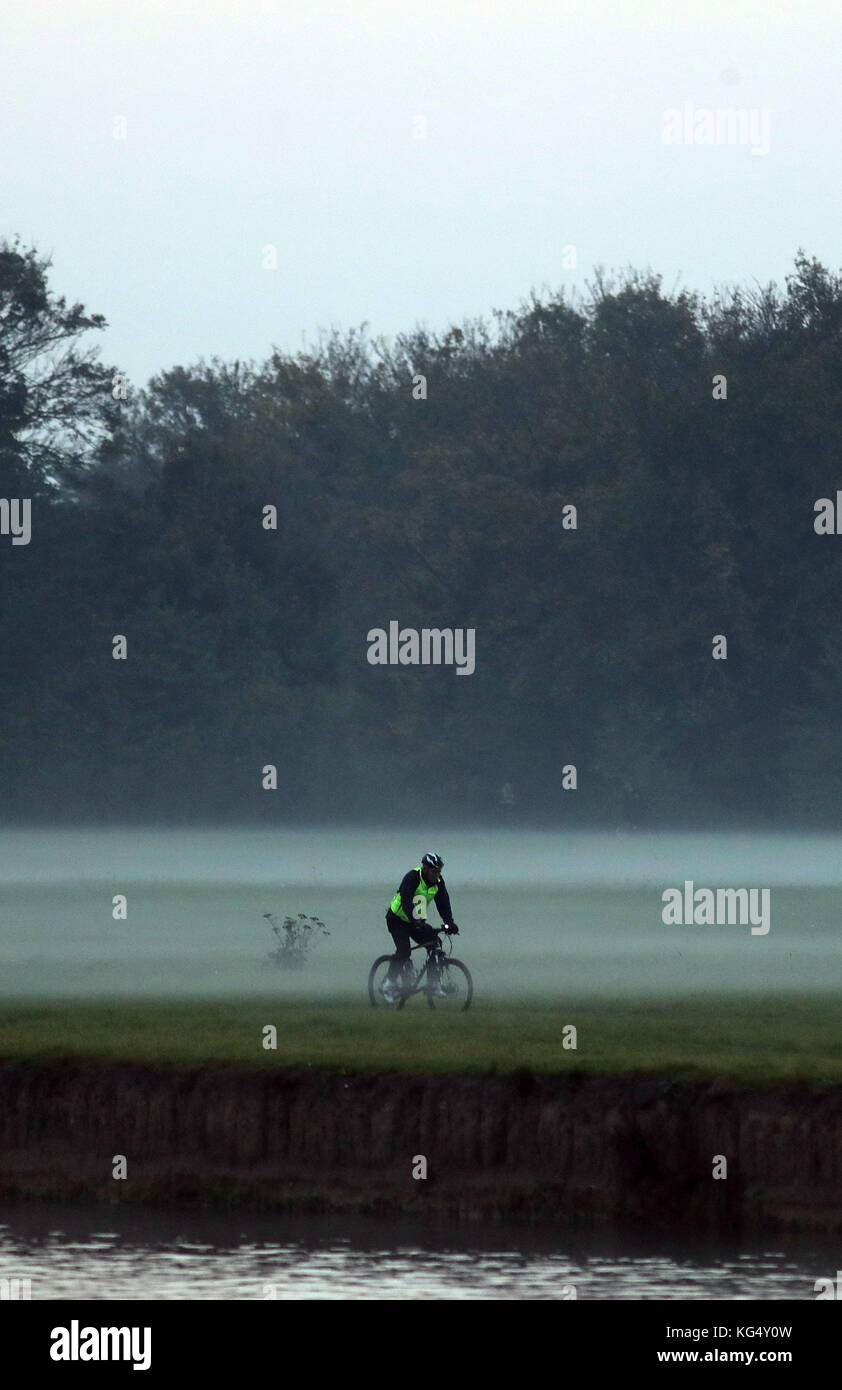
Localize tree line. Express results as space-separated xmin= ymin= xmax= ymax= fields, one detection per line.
xmin=1 ymin=236 xmax=841 ymax=826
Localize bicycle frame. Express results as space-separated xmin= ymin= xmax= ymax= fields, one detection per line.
xmin=400 ymin=929 xmax=452 ymax=997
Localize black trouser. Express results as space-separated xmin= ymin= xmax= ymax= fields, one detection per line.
xmin=385 ymin=911 xmax=437 ymax=981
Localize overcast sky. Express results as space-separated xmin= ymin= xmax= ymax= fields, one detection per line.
xmin=3 ymin=0 xmax=839 ymax=388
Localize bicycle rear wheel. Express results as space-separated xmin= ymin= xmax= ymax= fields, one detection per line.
xmin=426 ymin=958 xmax=472 ymax=1012
xmin=368 ymin=956 xmax=416 ymax=1006
xmin=368 ymin=955 xmax=398 ymax=1006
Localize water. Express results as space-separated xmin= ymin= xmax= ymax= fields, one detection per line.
xmin=0 ymin=1201 xmax=835 ymax=1300
xmin=0 ymin=827 xmax=841 ymax=997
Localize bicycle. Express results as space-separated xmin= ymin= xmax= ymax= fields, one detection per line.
xmin=368 ymin=926 xmax=473 ymax=1012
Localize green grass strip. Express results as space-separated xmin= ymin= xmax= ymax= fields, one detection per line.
xmin=0 ymin=995 xmax=841 ymax=1086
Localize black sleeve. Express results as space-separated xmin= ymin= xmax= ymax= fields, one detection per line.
xmin=398 ymin=868 xmax=422 ymax=921
xmin=434 ymin=877 xmax=454 ymax=923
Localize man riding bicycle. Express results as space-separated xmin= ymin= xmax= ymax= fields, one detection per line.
xmin=381 ymin=852 xmax=459 ymax=1003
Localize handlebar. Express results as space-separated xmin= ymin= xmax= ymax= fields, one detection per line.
xmin=410 ymin=926 xmax=455 ymax=954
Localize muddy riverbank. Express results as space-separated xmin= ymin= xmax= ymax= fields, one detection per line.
xmin=0 ymin=1062 xmax=840 ymax=1230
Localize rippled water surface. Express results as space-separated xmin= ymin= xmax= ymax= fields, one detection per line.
xmin=0 ymin=1203 xmax=836 ymax=1300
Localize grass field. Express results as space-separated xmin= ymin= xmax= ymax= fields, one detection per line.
xmin=1 ymin=995 xmax=841 ymax=1085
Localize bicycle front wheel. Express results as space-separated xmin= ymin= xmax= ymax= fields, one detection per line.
xmin=426 ymin=958 xmax=473 ymax=1012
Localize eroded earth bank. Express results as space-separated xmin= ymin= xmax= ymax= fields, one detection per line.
xmin=1 ymin=1062 xmax=840 ymax=1230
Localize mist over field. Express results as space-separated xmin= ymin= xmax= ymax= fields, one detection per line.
xmin=1 ymin=826 xmax=839 ymax=1000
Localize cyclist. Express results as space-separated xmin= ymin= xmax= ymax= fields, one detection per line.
xmin=381 ymin=852 xmax=459 ymax=1003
